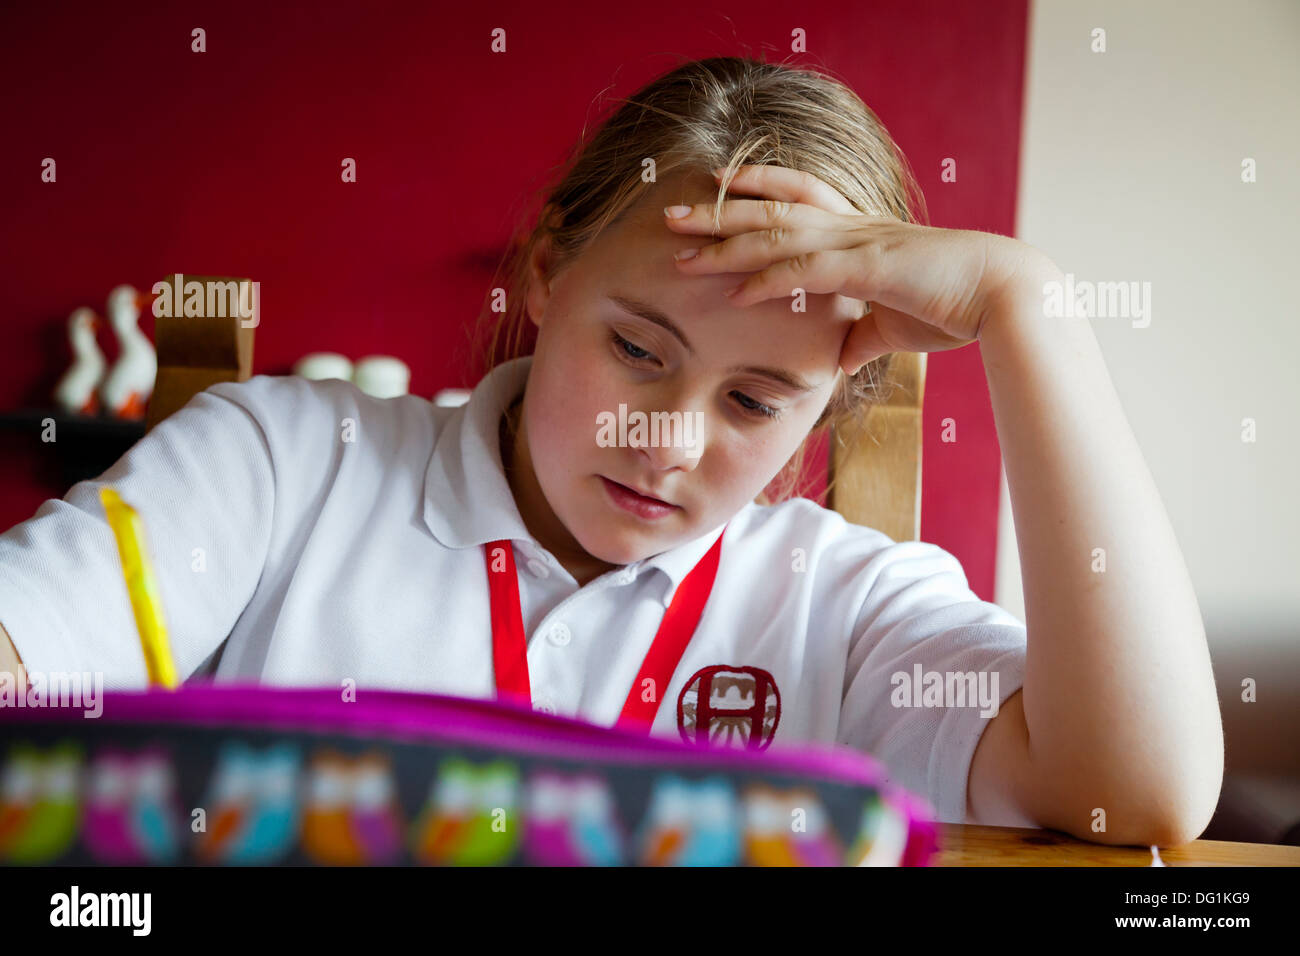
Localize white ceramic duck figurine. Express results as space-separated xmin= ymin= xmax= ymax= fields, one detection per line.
xmin=53 ymin=307 xmax=107 ymax=416
xmin=98 ymin=284 xmax=157 ymax=420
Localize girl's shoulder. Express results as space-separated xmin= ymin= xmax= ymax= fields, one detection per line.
xmin=185 ymin=375 xmax=455 ymax=502
xmin=203 ymin=373 xmax=450 ymax=454
xmin=733 ymin=495 xmax=994 ymax=602
xmin=733 ymin=494 xmax=900 ymax=555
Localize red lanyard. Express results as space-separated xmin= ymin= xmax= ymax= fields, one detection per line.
xmin=483 ymin=525 xmax=726 ymax=732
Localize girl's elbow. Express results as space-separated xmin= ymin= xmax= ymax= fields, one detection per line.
xmin=1033 ymin=747 xmax=1224 ymax=848
xmin=1124 ymin=754 xmax=1225 ymax=848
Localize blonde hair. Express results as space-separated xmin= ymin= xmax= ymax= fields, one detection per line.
xmin=473 ymin=55 xmax=927 ymax=505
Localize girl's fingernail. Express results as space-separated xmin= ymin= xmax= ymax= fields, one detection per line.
xmin=664 ymin=205 xmax=692 ymax=219
xmin=722 ymin=285 xmax=740 ymax=297
xmin=673 ymin=247 xmax=699 ymax=261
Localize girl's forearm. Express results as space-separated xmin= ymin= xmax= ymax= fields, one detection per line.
xmin=978 ymin=268 xmax=1223 ymax=844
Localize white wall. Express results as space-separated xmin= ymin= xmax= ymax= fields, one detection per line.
xmin=995 ymin=0 xmax=1300 ymax=775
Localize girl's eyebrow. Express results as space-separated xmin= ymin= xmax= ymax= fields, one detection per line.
xmin=607 ymin=293 xmax=817 ymax=394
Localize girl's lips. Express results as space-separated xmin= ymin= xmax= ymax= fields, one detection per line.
xmin=599 ymin=476 xmax=679 ymax=520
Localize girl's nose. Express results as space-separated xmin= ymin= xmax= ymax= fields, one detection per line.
xmin=631 ymin=406 xmax=708 ymax=472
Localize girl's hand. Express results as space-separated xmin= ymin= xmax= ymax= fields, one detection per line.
xmin=665 ymin=164 xmax=1056 ymax=374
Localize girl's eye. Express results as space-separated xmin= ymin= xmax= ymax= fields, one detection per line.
xmin=731 ymin=391 xmax=782 ymax=420
xmin=611 ymin=331 xmax=655 ymax=363
xmin=610 ymin=330 xmax=783 ymax=421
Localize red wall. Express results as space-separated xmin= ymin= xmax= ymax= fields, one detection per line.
xmin=0 ymin=0 xmax=1029 ymax=600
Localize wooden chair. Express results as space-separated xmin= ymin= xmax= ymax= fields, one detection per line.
xmin=144 ymin=274 xmax=256 ymax=433
xmin=826 ymin=351 xmax=926 ymax=542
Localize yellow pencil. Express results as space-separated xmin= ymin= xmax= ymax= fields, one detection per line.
xmin=99 ymin=487 xmax=179 ymax=689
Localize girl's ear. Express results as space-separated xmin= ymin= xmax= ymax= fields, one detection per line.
xmin=524 ymin=204 xmax=565 ymax=329
xmin=524 ymin=235 xmax=552 ymax=329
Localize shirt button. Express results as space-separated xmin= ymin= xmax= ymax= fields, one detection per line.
xmin=526 ymin=558 xmax=550 ymax=578
xmin=546 ymin=622 xmax=572 ymax=647
xmin=615 ymin=568 xmax=636 ymax=586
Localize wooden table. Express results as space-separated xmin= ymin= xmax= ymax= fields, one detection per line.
xmin=936 ymin=824 xmax=1300 ymax=866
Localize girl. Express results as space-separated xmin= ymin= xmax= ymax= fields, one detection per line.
xmin=0 ymin=57 xmax=1221 ymax=845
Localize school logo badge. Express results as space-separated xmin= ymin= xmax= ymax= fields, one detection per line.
xmin=677 ymin=665 xmax=781 ymax=750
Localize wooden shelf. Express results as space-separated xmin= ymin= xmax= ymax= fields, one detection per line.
xmin=0 ymin=408 xmax=146 ymax=438
xmin=0 ymin=407 xmax=147 ymax=489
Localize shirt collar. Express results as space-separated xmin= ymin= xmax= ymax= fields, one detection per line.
xmin=423 ymin=353 xmax=737 ymax=604
xmin=423 ymin=355 xmax=533 ymax=550
xmin=637 ymin=519 xmax=730 ymax=606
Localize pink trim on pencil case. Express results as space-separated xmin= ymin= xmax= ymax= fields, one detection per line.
xmin=0 ymin=682 xmax=883 ymax=782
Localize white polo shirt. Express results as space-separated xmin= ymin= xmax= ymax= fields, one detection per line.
xmin=0 ymin=355 xmax=1028 ymax=823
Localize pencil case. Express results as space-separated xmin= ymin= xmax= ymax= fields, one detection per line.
xmin=0 ymin=682 xmax=939 ymax=866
